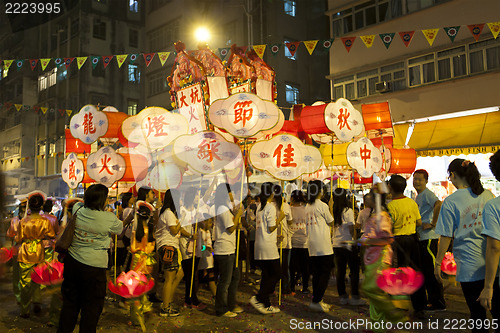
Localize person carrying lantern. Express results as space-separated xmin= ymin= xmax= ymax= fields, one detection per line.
xmin=305 ymin=180 xmax=334 ymax=313
xmin=434 ymin=159 xmax=498 ymax=331
xmin=15 ymin=191 xmax=56 ymax=318
xmin=387 ymin=175 xmax=427 ymax=319
xmin=360 ymin=188 xmax=408 ymax=328
xmin=412 ymin=169 xmax=446 ymax=312
xmin=478 ymin=150 xmax=500 ymax=318
xmin=128 ymin=200 xmax=156 ymax=331
xmin=6 ymin=199 xmax=27 ymax=305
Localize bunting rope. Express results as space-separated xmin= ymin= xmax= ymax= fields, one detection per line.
xmin=0 ymin=22 xmax=498 ymax=74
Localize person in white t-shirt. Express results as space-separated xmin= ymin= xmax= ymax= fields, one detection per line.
xmin=213 ymin=183 xmax=244 ymax=318
xmin=332 ymin=189 xmax=364 ymax=306
xmin=198 ymin=216 xmax=217 ymax=298
xmin=250 ymin=182 xmax=285 ymax=315
xmin=275 ymin=185 xmax=293 ymax=295
xmin=289 ymin=190 xmax=310 ymax=294
xmin=156 ymin=189 xmax=184 ymax=317
xmin=305 ymin=180 xmax=334 ymax=313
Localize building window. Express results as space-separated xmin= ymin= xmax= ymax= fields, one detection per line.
xmin=285 ymin=84 xmax=299 ymax=104
xmin=56 ymin=67 xmax=67 ymax=83
xmin=128 ymin=64 xmax=141 ymax=83
xmin=38 ymin=68 xmax=57 ymax=91
xmin=408 ymin=54 xmax=435 ymax=86
xmin=129 ymin=29 xmax=138 ymax=48
xmin=93 ymin=19 xmax=106 ymax=40
xmin=3 ymin=140 xmax=21 ymax=158
xmin=148 ymin=71 xmax=168 ymax=96
xmin=284 ymin=39 xmax=297 ymax=60
xmin=149 ymin=19 xmax=180 ymax=51
xmin=127 ymin=100 xmax=138 ymax=115
xmin=437 ymin=46 xmax=466 ymax=80
xmin=380 ymin=62 xmax=405 ymax=90
xmin=469 ymin=38 xmax=500 ymax=73
xmin=38 ymin=76 xmax=48 ymax=91
xmin=284 ymin=0 xmax=296 ymax=17
xmin=129 ymin=0 xmax=138 ymax=12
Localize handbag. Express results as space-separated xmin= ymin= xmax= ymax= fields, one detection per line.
xmin=55 ymin=206 xmax=82 ymax=254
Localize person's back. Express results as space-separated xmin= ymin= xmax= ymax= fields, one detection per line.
xmin=387 ymin=196 xmax=421 ymax=236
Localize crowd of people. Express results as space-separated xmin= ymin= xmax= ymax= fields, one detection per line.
xmin=3 ymin=151 xmax=500 ymax=332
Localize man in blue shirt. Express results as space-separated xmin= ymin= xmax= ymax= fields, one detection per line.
xmin=413 ymin=169 xmax=446 ymax=312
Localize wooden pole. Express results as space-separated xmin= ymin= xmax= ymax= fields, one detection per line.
xmin=189 ymin=175 xmax=204 ymax=298
xmin=235 ymin=140 xmax=247 ymax=269
xmin=279 ymin=180 xmax=285 ymax=306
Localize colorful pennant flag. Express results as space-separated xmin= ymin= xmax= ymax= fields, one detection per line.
xmin=41 ymin=107 xmax=48 ymax=115
xmin=269 ymin=43 xmax=281 ymax=56
xmin=321 ymin=38 xmax=335 ymax=50
xmin=115 ymin=54 xmax=128 ymax=68
xmin=76 ymin=57 xmax=87 ymax=69
xmin=15 ymin=104 xmax=22 ymax=112
xmin=253 ymin=45 xmax=267 ymax=59
xmin=487 ymin=22 xmax=500 ymax=39
xmin=102 ymin=56 xmax=113 ymax=69
xmin=64 ymin=57 xmax=74 ymax=69
xmin=303 ymin=40 xmax=319 ymax=55
xmin=341 ymin=37 xmax=356 ymax=52
xmin=58 ymin=109 xmax=65 ymax=116
xmin=66 ymin=109 xmax=72 ymax=117
xmin=33 ymin=106 xmax=40 ymax=114
xmin=379 ymin=33 xmax=395 ymax=49
xmin=422 ymin=29 xmax=439 ymax=46
xmin=158 ymin=52 xmax=171 ymax=66
xmin=218 ymin=48 xmax=230 ymax=60
xmin=40 ymin=58 xmax=51 ymax=71
xmin=143 ymin=53 xmax=155 ymax=67
xmin=54 ymin=58 xmax=63 ymax=66
xmin=91 ymin=56 xmax=100 ymax=69
xmin=129 ymin=54 xmax=138 ymax=64
xmin=468 ymin=24 xmax=485 ymax=42
xmin=285 ymin=42 xmax=300 ymax=57
xmin=3 ymin=60 xmax=13 ymax=72
xmin=443 ymin=26 xmax=460 ymax=42
xmin=360 ymin=35 xmax=376 ymax=48
xmin=16 ymin=60 xmax=24 ymax=71
xmin=399 ymin=31 xmax=415 ymax=47
xmin=29 ymin=59 xmax=39 ymax=71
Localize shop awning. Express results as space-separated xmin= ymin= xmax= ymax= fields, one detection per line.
xmin=393 ymin=111 xmax=500 ymax=157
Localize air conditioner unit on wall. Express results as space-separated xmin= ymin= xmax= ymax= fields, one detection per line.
xmin=375 ymin=81 xmax=392 ymax=93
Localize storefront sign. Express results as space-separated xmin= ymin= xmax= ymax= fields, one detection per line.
xmin=417 ymin=145 xmax=500 ymax=157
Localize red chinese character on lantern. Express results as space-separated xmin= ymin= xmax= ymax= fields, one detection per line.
xmin=189 ymin=107 xmax=199 ymax=122
xmin=273 ymin=143 xmax=297 ymax=168
xmin=360 ymin=144 xmax=371 ymax=168
xmin=197 ymin=139 xmax=222 ymax=163
xmin=99 ymin=154 xmax=114 ymax=175
xmin=68 ymin=160 xmax=77 ymax=180
xmin=178 ymin=91 xmax=188 ymax=108
xmin=337 ymin=108 xmax=351 ymax=131
xmin=190 ymin=86 xmax=202 ymax=104
xmin=233 ymin=101 xmax=253 ymax=127
xmin=83 ymin=113 xmax=96 ymax=135
xmin=146 ymin=116 xmax=169 ymax=137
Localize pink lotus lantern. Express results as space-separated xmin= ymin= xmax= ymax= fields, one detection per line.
xmin=108 ymin=270 xmax=155 ymax=299
xmin=376 ymin=267 xmax=424 ymax=295
xmin=31 ymin=260 xmax=64 ymax=285
xmin=441 ymin=252 xmax=457 ymax=275
xmin=0 ymin=247 xmax=13 ymax=263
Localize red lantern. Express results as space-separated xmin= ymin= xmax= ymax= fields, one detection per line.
xmin=441 ymin=252 xmax=457 ymax=275
xmin=65 ymin=129 xmax=91 ymax=154
xmin=108 ymin=270 xmax=155 ymax=299
xmin=371 ymin=136 xmax=393 ymax=148
xmin=376 ymin=267 xmax=424 ymax=295
xmin=277 ymin=120 xmax=300 ymax=136
xmin=31 ymin=260 xmax=64 ymax=285
xmin=353 ymin=172 xmax=373 ymax=184
xmin=361 ymin=102 xmax=393 ymax=131
xmin=102 ymin=111 xmax=129 ymax=138
xmin=118 ymin=152 xmax=149 ymax=183
xmin=388 ymin=148 xmax=417 ymax=174
xmin=0 ymin=247 xmax=13 ymax=263
xmin=300 ymin=104 xmax=329 ymax=134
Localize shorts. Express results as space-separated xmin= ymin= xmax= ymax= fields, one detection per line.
xmin=158 ymin=245 xmax=180 ymax=272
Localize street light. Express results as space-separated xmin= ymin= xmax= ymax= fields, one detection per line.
xmin=195 ymin=27 xmax=210 ymax=43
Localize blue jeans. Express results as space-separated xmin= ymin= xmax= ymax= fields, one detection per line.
xmin=214 ymin=254 xmax=240 ymax=315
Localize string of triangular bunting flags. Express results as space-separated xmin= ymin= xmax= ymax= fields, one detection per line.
xmin=0 ymin=152 xmax=65 ymax=166
xmin=0 ymin=102 xmax=73 ymax=116
xmin=1 ymin=22 xmax=498 ymax=73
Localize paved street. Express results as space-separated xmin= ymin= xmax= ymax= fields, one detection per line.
xmin=0 ymin=265 xmax=481 ymax=333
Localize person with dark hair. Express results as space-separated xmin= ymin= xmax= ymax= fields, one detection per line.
xmin=245 ymin=196 xmax=258 ymax=274
xmin=478 ymin=150 xmax=500 ymax=317
xmin=332 ymin=189 xmax=364 ymax=306
xmin=305 ymin=180 xmax=334 ymax=312
xmin=434 ymin=159 xmax=497 ymax=329
xmin=157 ymin=189 xmax=184 ymax=317
xmin=387 ymin=175 xmax=427 ymax=319
xmin=41 ymin=199 xmax=59 ymax=261
xmin=357 ymin=192 xmax=374 ymax=235
xmin=198 ymin=216 xmax=217 ymax=298
xmin=6 ymin=200 xmax=27 ymax=306
xmin=118 ymin=192 xmax=136 ymax=273
xmin=16 ymin=192 xmax=55 ymax=318
xmin=128 ymin=201 xmax=156 ymax=330
xmin=360 ymin=187 xmax=408 ymax=326
xmin=58 ymin=184 xmax=124 ymax=333
xmin=274 ymin=184 xmax=293 ymax=296
xmin=289 ymin=190 xmax=309 ymax=294
xmin=412 ymin=169 xmax=446 ymax=312
xmin=213 ymin=183 xmax=244 ymax=317
xmin=250 ymin=183 xmax=286 ymax=314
